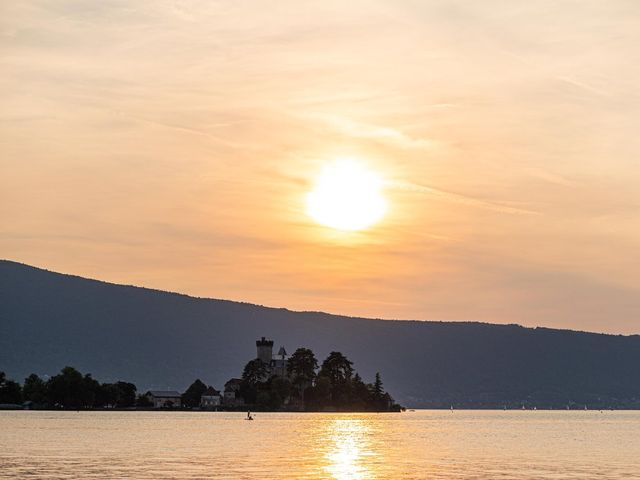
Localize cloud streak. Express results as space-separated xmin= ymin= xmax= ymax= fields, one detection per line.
xmin=390 ymin=181 xmax=541 ymax=216
xmin=308 ymin=113 xmax=435 ymax=149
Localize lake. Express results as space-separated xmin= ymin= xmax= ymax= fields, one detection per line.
xmin=1 ymin=410 xmax=639 ymax=479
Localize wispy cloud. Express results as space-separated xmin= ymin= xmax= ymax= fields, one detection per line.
xmin=523 ymin=168 xmax=579 ymax=188
xmin=307 ymin=114 xmax=435 ymax=149
xmin=555 ymin=76 xmax=611 ymax=97
xmin=391 ymin=181 xmax=541 ymax=216
xmin=122 ymin=113 xmax=251 ymax=150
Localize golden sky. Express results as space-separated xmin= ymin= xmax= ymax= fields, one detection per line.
xmin=2 ymin=1 xmax=639 ymax=333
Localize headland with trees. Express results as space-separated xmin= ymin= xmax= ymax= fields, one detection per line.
xmin=236 ymin=347 xmax=401 ymax=411
xmin=0 ymin=346 xmax=402 ymax=412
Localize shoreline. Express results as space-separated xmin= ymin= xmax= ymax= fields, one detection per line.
xmin=2 ymin=406 xmax=636 ymax=412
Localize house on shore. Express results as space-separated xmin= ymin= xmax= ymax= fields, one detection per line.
xmin=200 ymin=387 xmax=221 ymax=408
xmin=148 ymin=390 xmax=181 ymax=408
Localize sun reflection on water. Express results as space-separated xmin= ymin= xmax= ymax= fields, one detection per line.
xmin=324 ymin=419 xmax=374 ymax=480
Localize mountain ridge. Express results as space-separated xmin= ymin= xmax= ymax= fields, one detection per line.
xmin=2 ymin=259 xmax=639 ymax=408
xmin=3 ymin=259 xmax=633 ymax=336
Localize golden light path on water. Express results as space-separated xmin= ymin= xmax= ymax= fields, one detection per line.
xmin=323 ymin=419 xmax=373 ymax=480
xmin=2 ymin=411 xmax=640 ymax=479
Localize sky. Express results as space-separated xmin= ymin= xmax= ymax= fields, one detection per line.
xmin=1 ymin=1 xmax=639 ymax=334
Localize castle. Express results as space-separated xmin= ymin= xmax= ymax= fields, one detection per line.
xmin=256 ymin=337 xmax=288 ymax=378
xmin=222 ymin=337 xmax=288 ymax=405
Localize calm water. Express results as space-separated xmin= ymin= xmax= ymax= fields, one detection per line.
xmin=1 ymin=410 xmax=639 ymax=479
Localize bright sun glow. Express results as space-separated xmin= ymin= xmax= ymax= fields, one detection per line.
xmin=307 ymin=159 xmax=387 ymax=231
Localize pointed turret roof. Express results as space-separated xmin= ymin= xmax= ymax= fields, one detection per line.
xmin=202 ymin=386 xmax=220 ymax=396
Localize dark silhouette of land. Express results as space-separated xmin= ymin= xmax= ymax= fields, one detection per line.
xmin=0 ymin=355 xmax=399 ymax=412
xmin=1 ymin=260 xmax=639 ymax=408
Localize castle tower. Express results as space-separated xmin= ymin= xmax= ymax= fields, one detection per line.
xmin=274 ymin=346 xmax=288 ymax=377
xmin=256 ymin=337 xmax=274 ymax=364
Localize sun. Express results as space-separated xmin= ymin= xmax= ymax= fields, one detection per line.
xmin=306 ymin=159 xmax=387 ymax=231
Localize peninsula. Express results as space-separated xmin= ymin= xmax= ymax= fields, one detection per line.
xmin=0 ymin=336 xmax=401 ymax=412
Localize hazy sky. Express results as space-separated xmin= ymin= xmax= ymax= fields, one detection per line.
xmin=2 ymin=1 xmax=639 ymax=334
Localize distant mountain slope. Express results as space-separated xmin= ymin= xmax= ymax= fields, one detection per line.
xmin=1 ymin=260 xmax=639 ymax=408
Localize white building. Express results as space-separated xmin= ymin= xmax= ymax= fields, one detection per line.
xmin=200 ymin=387 xmax=221 ymax=408
xmin=148 ymin=390 xmax=181 ymax=408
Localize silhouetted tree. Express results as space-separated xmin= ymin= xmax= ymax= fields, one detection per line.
xmin=98 ymin=381 xmax=137 ymax=408
xmin=319 ymin=352 xmax=354 ymax=405
xmin=319 ymin=352 xmax=354 ymax=386
xmin=136 ymin=392 xmax=153 ymax=407
xmin=308 ymin=375 xmax=331 ymax=408
xmin=372 ymin=372 xmax=386 ymax=410
xmin=240 ymin=359 xmax=269 ymax=405
xmin=45 ymin=367 xmax=102 ymax=408
xmin=23 ymin=374 xmax=47 ymax=405
xmin=256 ymin=390 xmax=271 ymax=408
xmin=47 ymin=367 xmax=85 ymax=408
xmin=0 ymin=371 xmax=22 ymax=404
xmin=373 ymin=372 xmax=384 ymax=399
xmin=288 ymin=348 xmax=318 ymax=384
xmin=96 ymin=383 xmax=119 ymax=407
xmin=82 ymin=374 xmax=101 ymax=407
xmin=269 ymin=376 xmax=292 ymax=409
xmin=382 ymin=392 xmax=396 ymax=411
xmin=288 ymin=348 xmax=318 ymax=403
xmin=114 ymin=381 xmax=137 ymax=407
xmin=242 ymin=359 xmax=268 ymax=385
xmin=239 ymin=383 xmax=257 ymax=405
xmin=182 ymin=379 xmax=208 ymax=408
xmin=351 ymin=373 xmax=371 ymax=409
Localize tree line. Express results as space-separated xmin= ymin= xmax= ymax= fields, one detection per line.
xmin=0 ymin=367 xmax=214 ymax=410
xmin=238 ymin=348 xmax=401 ymax=411
xmin=0 ymin=368 xmax=147 ymax=409
xmin=0 ymin=349 xmax=403 ymax=412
